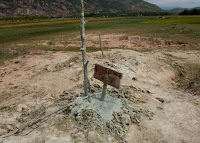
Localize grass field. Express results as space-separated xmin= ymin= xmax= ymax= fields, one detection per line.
xmin=0 ymin=16 xmax=200 ymax=63
xmin=141 ymin=17 xmax=200 ymax=24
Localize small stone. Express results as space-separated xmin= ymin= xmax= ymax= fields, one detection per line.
xmin=144 ymin=110 xmax=154 ymax=117
xmin=146 ymin=90 xmax=151 ymax=94
xmin=69 ymin=62 xmax=74 ymax=67
xmin=16 ymin=104 xmax=30 ymax=113
xmin=156 ymin=97 xmax=170 ymax=104
xmin=132 ymin=77 xmax=137 ymax=81
xmin=15 ymin=61 xmax=20 ymax=64
xmin=157 ymin=106 xmax=163 ymax=110
xmin=93 ymin=83 xmax=101 ymax=88
xmin=7 ymin=125 xmax=14 ymax=132
xmin=156 ymin=97 xmax=164 ymax=103
xmin=122 ymin=114 xmax=130 ymax=126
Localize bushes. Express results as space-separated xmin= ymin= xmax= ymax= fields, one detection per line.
xmin=84 ymin=12 xmax=171 ymax=17
xmin=180 ymin=9 xmax=200 ymax=15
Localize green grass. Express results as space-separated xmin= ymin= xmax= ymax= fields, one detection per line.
xmin=0 ymin=15 xmax=51 ymax=20
xmin=140 ymin=17 xmax=200 ymax=24
xmin=15 ymin=44 xmax=131 ymax=52
xmin=0 ymin=106 xmax=11 ymax=112
xmin=0 ymin=104 xmax=15 ymax=112
xmin=0 ymin=23 xmax=79 ymax=43
xmin=1 ymin=17 xmax=199 ymax=44
xmin=0 ymin=51 xmax=14 ymax=60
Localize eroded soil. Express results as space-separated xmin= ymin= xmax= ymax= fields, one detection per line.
xmin=0 ymin=34 xmax=199 ymax=143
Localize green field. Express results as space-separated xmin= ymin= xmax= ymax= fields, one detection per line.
xmin=0 ymin=16 xmax=200 ymax=63
xmin=141 ymin=17 xmax=200 ymax=24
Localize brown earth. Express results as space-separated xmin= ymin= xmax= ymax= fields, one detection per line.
xmin=39 ymin=33 xmax=188 ymax=50
xmin=0 ymin=34 xmax=199 ymax=143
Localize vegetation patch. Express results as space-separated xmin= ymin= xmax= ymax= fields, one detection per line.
xmin=172 ymin=63 xmax=200 ymax=95
xmin=0 ymin=15 xmax=51 ymax=21
xmin=0 ymin=17 xmax=199 ymax=63
xmin=180 ymin=9 xmax=200 ymax=15
xmin=0 ymin=47 xmax=30 ymax=64
xmin=0 ymin=106 xmax=11 ymax=112
xmin=141 ymin=17 xmax=200 ymax=24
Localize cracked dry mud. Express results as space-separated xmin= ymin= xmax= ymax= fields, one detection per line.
xmin=0 ymin=34 xmax=200 ymax=143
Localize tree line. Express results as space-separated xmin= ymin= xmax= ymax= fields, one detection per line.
xmin=180 ymin=9 xmax=200 ymax=15
xmin=85 ymin=12 xmax=171 ymax=17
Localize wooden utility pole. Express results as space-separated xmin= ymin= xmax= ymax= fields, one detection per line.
xmin=80 ymin=0 xmax=90 ymax=101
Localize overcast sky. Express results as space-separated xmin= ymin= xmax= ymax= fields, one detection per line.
xmin=144 ymin=0 xmax=200 ymax=9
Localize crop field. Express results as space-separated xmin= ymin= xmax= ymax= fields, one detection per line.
xmin=0 ymin=16 xmax=200 ymax=143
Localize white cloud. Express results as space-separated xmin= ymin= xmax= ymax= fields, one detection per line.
xmin=144 ymin=0 xmax=200 ymax=8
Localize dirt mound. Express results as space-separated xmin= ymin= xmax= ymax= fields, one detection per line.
xmin=69 ymin=87 xmax=152 ymax=143
xmin=0 ymin=49 xmax=199 ymax=143
xmin=0 ymin=85 xmax=153 ymax=143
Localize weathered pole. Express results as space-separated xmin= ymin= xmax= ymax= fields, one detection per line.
xmin=99 ymin=32 xmax=104 ymax=59
xmin=80 ymin=0 xmax=90 ymax=101
xmin=101 ymin=75 xmax=108 ymax=101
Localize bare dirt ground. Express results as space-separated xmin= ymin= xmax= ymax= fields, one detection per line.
xmin=0 ymin=34 xmax=199 ymax=143
xmin=39 ymin=33 xmax=188 ymax=50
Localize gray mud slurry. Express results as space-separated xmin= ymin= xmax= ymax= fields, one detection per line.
xmin=71 ymin=93 xmax=123 ymax=123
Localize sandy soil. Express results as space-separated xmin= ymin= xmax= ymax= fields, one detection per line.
xmin=0 ymin=34 xmax=199 ymax=143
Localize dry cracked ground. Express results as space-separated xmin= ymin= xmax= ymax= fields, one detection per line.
xmin=0 ymin=34 xmax=200 ymax=143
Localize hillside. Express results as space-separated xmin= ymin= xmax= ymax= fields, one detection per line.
xmin=169 ymin=7 xmax=200 ymax=13
xmin=194 ymin=7 xmax=200 ymax=9
xmin=169 ymin=8 xmax=188 ymax=13
xmin=0 ymin=0 xmax=164 ymax=17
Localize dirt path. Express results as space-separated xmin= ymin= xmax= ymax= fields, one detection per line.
xmin=0 ymin=36 xmax=199 ymax=143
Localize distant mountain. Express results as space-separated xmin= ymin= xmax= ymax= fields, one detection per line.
xmin=0 ymin=0 xmax=165 ymax=17
xmin=160 ymin=7 xmax=176 ymax=10
xmin=194 ymin=7 xmax=200 ymax=9
xmin=168 ymin=8 xmax=188 ymax=13
xmin=168 ymin=7 xmax=200 ymax=13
